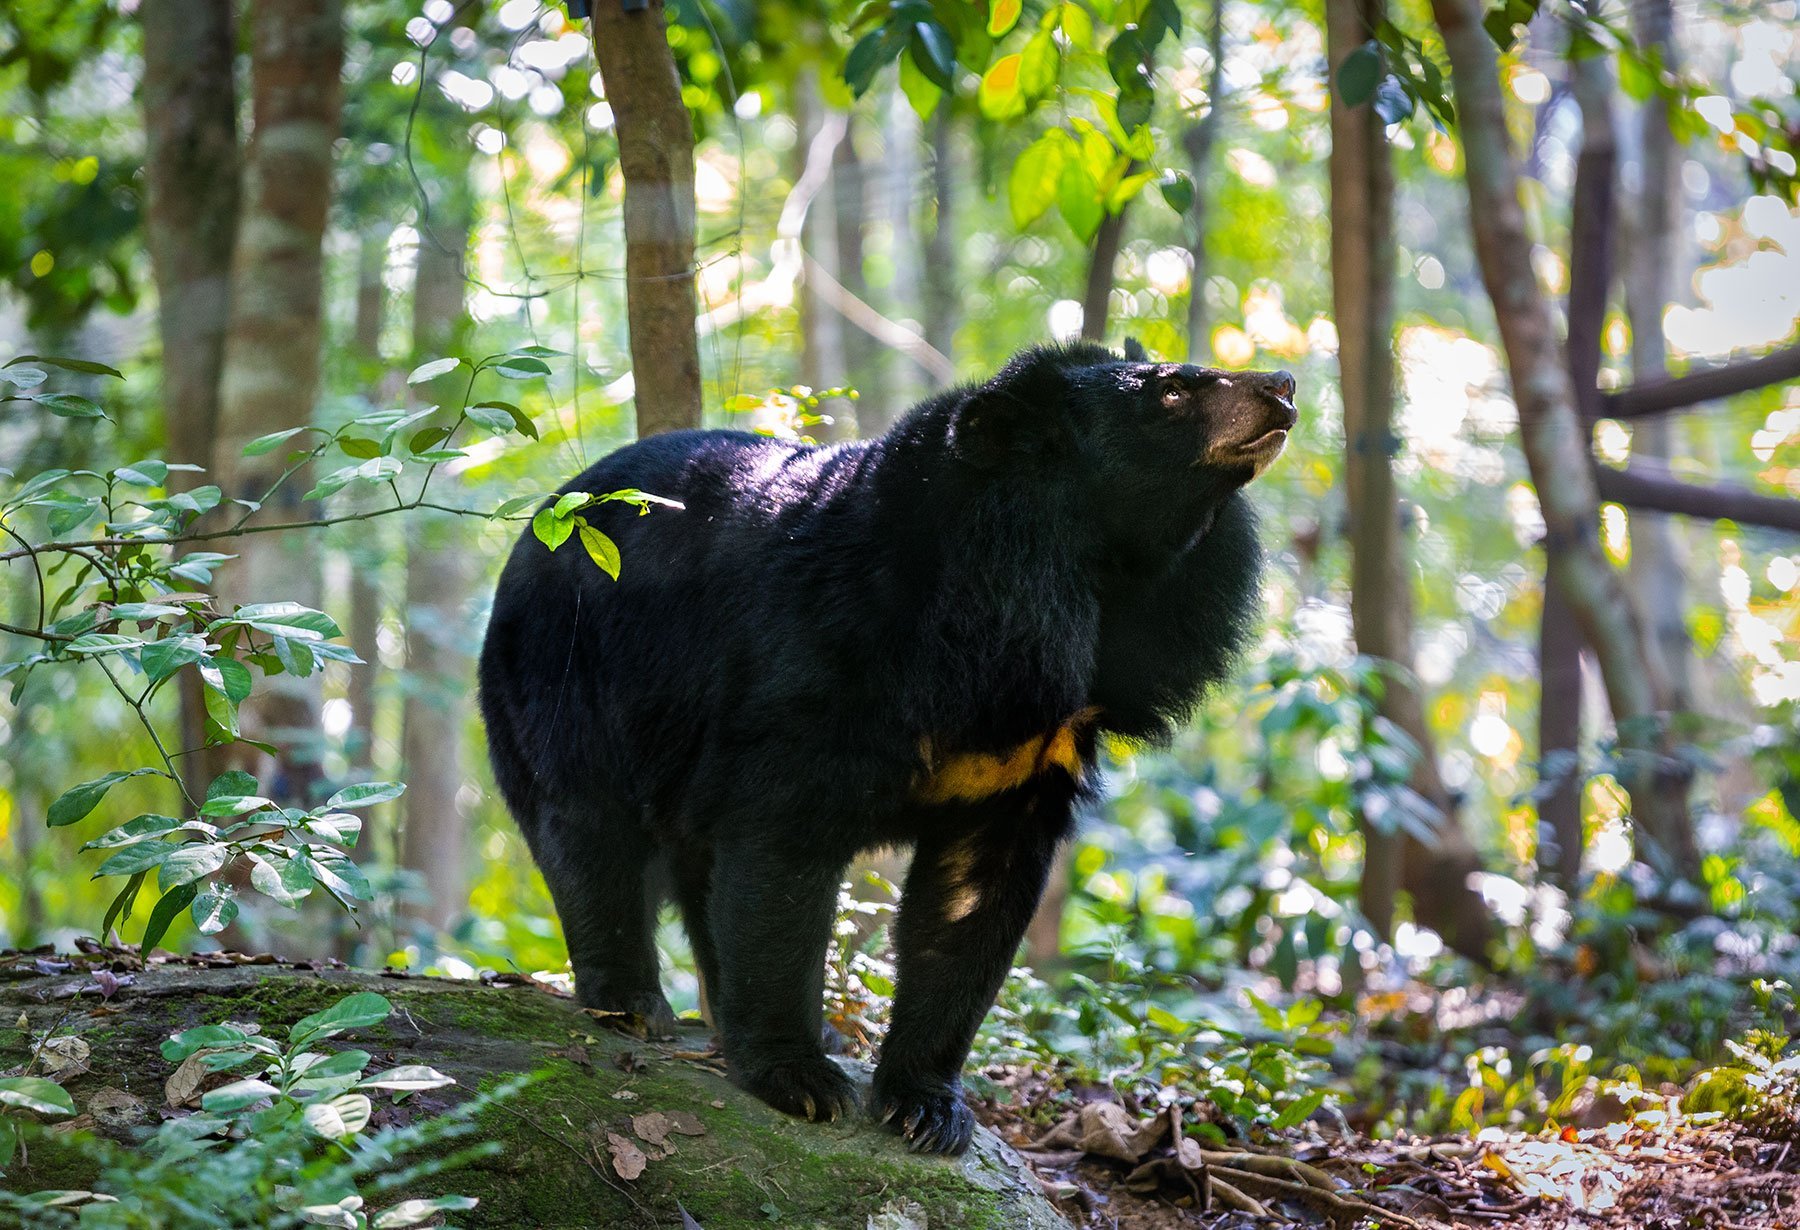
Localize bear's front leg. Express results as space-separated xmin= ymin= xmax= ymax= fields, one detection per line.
xmin=874 ymin=801 xmax=1068 ymax=1154
xmin=708 ymin=835 xmax=859 ymax=1123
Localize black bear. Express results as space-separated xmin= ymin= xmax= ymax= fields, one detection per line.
xmin=477 ymin=339 xmax=1294 ymax=1155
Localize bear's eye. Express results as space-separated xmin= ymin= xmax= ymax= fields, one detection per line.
xmin=1159 ymin=381 xmax=1186 ymax=408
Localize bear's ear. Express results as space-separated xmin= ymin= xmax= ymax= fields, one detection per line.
xmin=1122 ymin=337 xmax=1149 ymax=362
xmin=949 ymin=367 xmax=1067 ymax=468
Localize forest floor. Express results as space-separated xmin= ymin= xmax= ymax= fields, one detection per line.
xmin=974 ymin=1076 xmax=1800 ymax=1229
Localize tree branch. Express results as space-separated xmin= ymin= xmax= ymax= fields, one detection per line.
xmin=1595 ymin=464 xmax=1800 ymax=532
xmin=1601 ymin=343 xmax=1800 ymax=419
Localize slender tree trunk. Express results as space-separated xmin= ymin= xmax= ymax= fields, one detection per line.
xmin=345 ymin=226 xmax=392 ymax=774
xmin=1429 ymin=0 xmax=1699 ymax=881
xmin=832 ymin=118 xmax=878 ymax=436
xmin=875 ymin=86 xmax=923 ymax=430
xmin=1620 ymin=0 xmax=1695 ymax=714
xmin=399 ymin=221 xmax=476 ymax=932
xmin=1184 ymin=0 xmax=1227 ymax=360
xmin=141 ymin=0 xmax=240 ymax=805
xmin=795 ymin=74 xmax=850 ymax=434
xmin=1329 ymin=0 xmax=1491 ymax=958
xmin=921 ymin=107 xmax=958 ymax=380
xmin=590 ymin=0 xmax=702 ymax=437
xmin=1080 ymin=203 xmax=1130 ymax=342
xmin=212 ymin=0 xmax=345 ymax=804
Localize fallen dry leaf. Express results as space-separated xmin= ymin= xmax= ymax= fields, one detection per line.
xmin=632 ymin=1111 xmax=672 ymax=1147
xmin=86 ymin=1087 xmax=148 ymax=1130
xmin=666 ymin=1110 xmax=706 ymax=1137
xmin=164 ymin=1052 xmax=209 ymax=1108
xmin=36 ymin=1036 xmax=91 ymax=1081
xmin=607 ymin=1130 xmax=649 ymax=1180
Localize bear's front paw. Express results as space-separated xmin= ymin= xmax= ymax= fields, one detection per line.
xmin=738 ymin=1055 xmax=859 ymax=1123
xmin=872 ymin=1079 xmax=976 ymax=1156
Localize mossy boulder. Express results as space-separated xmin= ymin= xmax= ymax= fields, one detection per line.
xmin=0 ymin=960 xmax=1069 ymax=1230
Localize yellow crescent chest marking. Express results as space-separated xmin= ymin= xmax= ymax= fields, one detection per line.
xmin=911 ymin=709 xmax=1099 ymax=805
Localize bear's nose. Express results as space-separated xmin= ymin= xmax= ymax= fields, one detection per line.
xmin=1260 ymin=370 xmax=1297 ymax=402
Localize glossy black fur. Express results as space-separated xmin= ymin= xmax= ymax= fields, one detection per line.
xmin=477 ymin=340 xmax=1294 ymax=1154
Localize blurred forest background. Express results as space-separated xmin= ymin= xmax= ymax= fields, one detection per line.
xmin=2 ymin=0 xmax=1800 ymax=1175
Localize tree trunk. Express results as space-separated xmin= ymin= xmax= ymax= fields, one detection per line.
xmin=212 ymin=0 xmax=345 ymax=805
xmin=3 ymin=963 xmax=1067 ymax=1230
xmin=794 ymin=73 xmax=850 ymax=435
xmin=1080 ymin=203 xmax=1130 ymax=342
xmin=399 ymin=208 xmax=476 ymax=932
xmin=832 ymin=118 xmax=878 ymax=437
xmin=1328 ymin=0 xmax=1492 ymax=959
xmin=922 ymin=106 xmax=958 ymax=380
xmin=141 ymin=0 xmax=240 ymax=807
xmin=1184 ymin=0 xmax=1227 ymax=360
xmin=875 ymin=86 xmax=924 ymax=430
xmin=345 ymin=225 xmax=393 ymax=775
xmin=1429 ymin=0 xmax=1699 ymax=881
xmin=1619 ymin=0 xmax=1695 ymax=715
xmin=590 ymin=0 xmax=702 ymax=439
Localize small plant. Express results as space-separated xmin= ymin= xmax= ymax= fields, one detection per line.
xmin=0 ymin=991 xmax=502 ymax=1229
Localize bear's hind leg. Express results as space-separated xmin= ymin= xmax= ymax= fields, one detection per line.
xmin=533 ymin=810 xmax=677 ymax=1036
xmin=709 ymin=835 xmax=858 ymax=1122
xmin=669 ymin=841 xmax=722 ymax=1030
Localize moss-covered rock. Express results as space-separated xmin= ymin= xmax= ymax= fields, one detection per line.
xmin=0 ymin=962 xmax=1069 ymax=1230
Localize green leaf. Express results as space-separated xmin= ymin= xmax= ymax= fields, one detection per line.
xmin=248 ymin=851 xmax=315 ymax=906
xmin=466 ymin=404 xmax=520 ymax=436
xmin=306 ymin=847 xmax=371 ymax=903
xmin=140 ymin=634 xmax=207 ymax=683
xmin=32 ymin=392 xmax=106 ymax=419
xmin=290 ymin=992 xmax=392 ymax=1046
xmin=199 ymin=793 xmax=273 ymax=818
xmin=107 ymin=601 xmax=182 ymax=622
xmin=243 ymin=427 xmax=309 ymax=456
xmin=373 ymin=1197 xmax=479 ymax=1229
xmin=843 ymin=28 xmax=901 ymax=96
xmin=139 ymin=883 xmax=199 ymax=955
xmin=326 ymin=781 xmax=405 ymax=810
xmin=1373 ymin=76 xmax=1414 ymax=125
xmin=552 ymin=491 xmax=590 ymax=518
xmin=9 ymin=354 xmax=123 ymax=379
xmin=0 ymin=1077 xmax=77 ymax=1117
xmin=47 ymin=769 xmax=157 ymax=827
xmin=358 ymin=1065 xmax=454 ymax=1092
xmin=300 ymin=1049 xmax=372 ymax=1082
xmin=1159 ymin=170 xmax=1194 ymax=214
xmin=200 ymin=1078 xmax=278 ymax=1112
xmin=1018 ymin=29 xmax=1059 ymax=100
xmin=1337 ymin=41 xmax=1382 ymax=106
xmin=1058 ymin=158 xmax=1103 ymax=243
xmin=337 ymin=436 xmax=383 ymax=460
xmin=231 ymin=602 xmax=342 ymax=641
xmin=491 ymin=356 xmax=550 ymax=380
xmin=908 ymin=22 xmax=956 ymax=90
xmin=532 ymin=508 xmax=574 ymax=552
xmin=94 ymin=841 xmax=180 ymax=878
xmin=577 ymin=522 xmax=622 ymax=580
xmin=407 ymin=357 xmax=462 ymax=384
xmin=198 ymin=656 xmax=254 ymax=702
xmin=303 ymin=1092 xmax=373 ymax=1139
xmin=65 ymin=633 xmax=140 ymax=656
xmin=492 ymin=494 xmax=544 ymax=519
xmin=100 ymin=872 xmax=148 ymax=940
xmin=112 ymin=459 xmax=170 ymax=487
xmin=160 ymin=1023 xmax=250 ymax=1062
xmin=206 ymin=769 xmax=259 ymax=802
xmin=978 ymin=52 xmax=1026 ymax=120
xmin=897 ymin=49 xmax=942 ymax=119
xmin=1009 ymin=131 xmax=1068 ymax=229
xmin=158 ymin=843 xmax=228 ymax=892
xmin=987 ymin=0 xmax=1021 ymax=37
xmin=83 ymin=813 xmax=187 ymax=849
xmin=1272 ymin=1089 xmax=1328 ymax=1130
xmin=301 ymin=812 xmax=362 ymax=846
xmin=190 ymin=890 xmax=239 ymax=935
